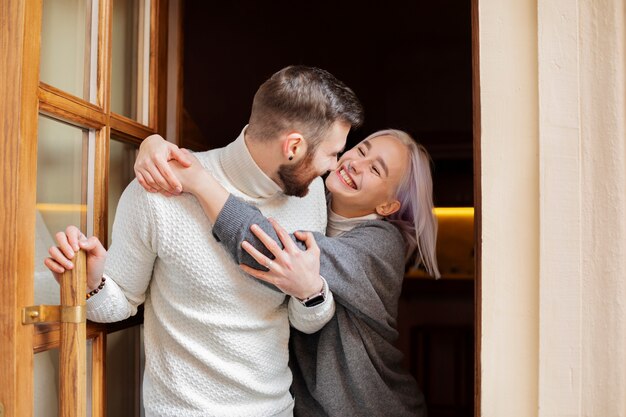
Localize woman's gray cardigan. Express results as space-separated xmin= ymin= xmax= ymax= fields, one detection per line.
xmin=213 ymin=195 xmax=426 ymax=417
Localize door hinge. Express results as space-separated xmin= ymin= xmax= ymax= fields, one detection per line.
xmin=21 ymin=305 xmax=86 ymax=325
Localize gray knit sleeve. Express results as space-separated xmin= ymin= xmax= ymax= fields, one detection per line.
xmin=212 ymin=194 xmax=300 ymax=271
xmin=213 ymin=195 xmax=406 ymax=338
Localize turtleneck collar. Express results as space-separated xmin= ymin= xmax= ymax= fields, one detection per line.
xmin=326 ymin=199 xmax=382 ymax=237
xmin=219 ymin=126 xmax=283 ymax=199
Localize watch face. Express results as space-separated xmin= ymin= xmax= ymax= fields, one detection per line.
xmin=304 ymin=295 xmax=325 ymax=307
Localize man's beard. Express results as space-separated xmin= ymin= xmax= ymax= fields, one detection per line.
xmin=277 ymin=150 xmax=319 ymax=197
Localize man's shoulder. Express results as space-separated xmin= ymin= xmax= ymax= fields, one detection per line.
xmin=191 ymin=149 xmax=222 ymax=169
xmin=120 ymin=178 xmax=148 ymax=200
xmin=117 ymin=179 xmax=164 ymax=214
xmin=119 ymin=178 xmax=197 ymax=214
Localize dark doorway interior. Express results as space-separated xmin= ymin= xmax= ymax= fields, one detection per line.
xmin=181 ymin=1 xmax=474 ymax=416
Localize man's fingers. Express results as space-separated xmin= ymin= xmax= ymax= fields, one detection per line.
xmin=48 ymin=246 xmax=73 ymax=269
xmin=294 ymin=231 xmax=319 ymax=252
xmin=44 ymin=257 xmax=66 ymax=275
xmin=239 ymin=264 xmax=274 ymax=285
xmin=78 ymin=236 xmax=106 ymax=258
xmin=268 ymin=218 xmax=298 ymax=253
xmin=54 ymin=231 xmax=75 ymax=259
xmin=249 ymin=224 xmax=285 ymax=260
xmin=241 ymin=240 xmax=276 ymax=270
xmin=65 ymin=226 xmax=82 ymax=252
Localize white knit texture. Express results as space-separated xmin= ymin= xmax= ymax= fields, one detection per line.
xmin=87 ymin=139 xmax=328 ymax=417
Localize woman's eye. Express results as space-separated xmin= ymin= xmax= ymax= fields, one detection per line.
xmin=358 ymin=147 xmax=365 ymax=156
xmin=372 ymin=166 xmax=381 ymax=176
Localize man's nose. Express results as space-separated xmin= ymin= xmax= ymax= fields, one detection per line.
xmin=328 ymin=157 xmax=339 ymax=172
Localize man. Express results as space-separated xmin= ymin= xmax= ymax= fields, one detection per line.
xmin=46 ymin=66 xmax=363 ymax=416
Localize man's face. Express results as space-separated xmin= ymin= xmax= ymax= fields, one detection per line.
xmin=277 ymin=121 xmax=350 ymax=197
xmin=309 ymin=121 xmax=351 ymax=175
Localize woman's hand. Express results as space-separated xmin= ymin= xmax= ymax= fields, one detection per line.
xmin=239 ymin=218 xmax=324 ymax=300
xmin=167 ymin=152 xmax=208 ymax=195
xmin=44 ymin=226 xmax=108 ymax=292
xmin=134 ymin=134 xmax=193 ymax=195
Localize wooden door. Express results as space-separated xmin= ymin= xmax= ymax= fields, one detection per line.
xmin=0 ymin=0 xmax=168 ymax=415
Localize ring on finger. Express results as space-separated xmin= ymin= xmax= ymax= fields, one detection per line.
xmin=265 ymin=260 xmax=273 ymax=269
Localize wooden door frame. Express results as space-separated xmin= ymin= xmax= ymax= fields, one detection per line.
xmin=471 ymin=0 xmax=482 ymax=415
xmin=0 ymin=1 xmax=42 ymax=415
xmin=0 ymin=0 xmax=169 ymax=415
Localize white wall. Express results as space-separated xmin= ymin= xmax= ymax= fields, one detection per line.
xmin=479 ymin=0 xmax=626 ymax=415
xmin=478 ymin=0 xmax=540 ymax=415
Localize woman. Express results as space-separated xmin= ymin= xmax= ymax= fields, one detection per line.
xmin=137 ymin=129 xmax=440 ymax=416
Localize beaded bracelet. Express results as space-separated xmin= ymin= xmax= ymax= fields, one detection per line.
xmin=86 ymin=276 xmax=106 ymax=300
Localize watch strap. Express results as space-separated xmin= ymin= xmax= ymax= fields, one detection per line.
xmin=298 ymin=276 xmax=327 ymax=307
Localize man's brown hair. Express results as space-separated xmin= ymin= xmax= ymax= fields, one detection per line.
xmin=247 ymin=66 xmax=363 ymax=153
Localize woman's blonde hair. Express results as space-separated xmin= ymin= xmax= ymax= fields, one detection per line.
xmin=360 ymin=129 xmax=441 ymax=278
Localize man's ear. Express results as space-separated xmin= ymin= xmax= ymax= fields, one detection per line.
xmin=375 ymin=199 xmax=401 ymax=217
xmin=283 ymin=132 xmax=307 ymax=161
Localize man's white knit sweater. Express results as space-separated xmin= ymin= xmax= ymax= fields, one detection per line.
xmin=86 ymin=128 xmax=332 ymax=417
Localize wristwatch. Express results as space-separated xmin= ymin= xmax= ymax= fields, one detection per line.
xmin=298 ymin=276 xmax=327 ymax=307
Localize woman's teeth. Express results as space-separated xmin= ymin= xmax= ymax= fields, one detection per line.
xmin=339 ymin=168 xmax=357 ymax=189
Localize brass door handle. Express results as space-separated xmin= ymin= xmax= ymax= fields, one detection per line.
xmin=22 ymin=305 xmax=86 ymax=324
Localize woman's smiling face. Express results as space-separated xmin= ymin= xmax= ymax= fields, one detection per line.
xmin=325 ymin=134 xmax=409 ymax=218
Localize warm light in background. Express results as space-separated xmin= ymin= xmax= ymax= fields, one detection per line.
xmin=434 ymin=207 xmax=474 ymax=218
xmin=409 ymin=207 xmax=475 ymax=279
xmin=36 ymin=203 xmax=87 ymax=213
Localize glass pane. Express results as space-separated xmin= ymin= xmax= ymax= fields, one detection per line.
xmin=87 ymin=339 xmax=93 ymax=417
xmin=112 ymin=0 xmax=151 ymax=124
xmin=34 ymin=342 xmax=94 ymax=417
xmin=107 ymin=328 xmax=142 ymax=416
xmin=35 ymin=116 xmax=91 ymax=305
xmin=34 ymin=348 xmax=59 ymax=417
xmin=108 ymin=139 xmax=138 ymax=241
xmin=40 ymin=0 xmax=98 ymax=102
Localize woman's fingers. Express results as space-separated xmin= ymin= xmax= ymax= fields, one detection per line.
xmin=241 ymin=240 xmax=275 ymax=270
xmin=154 ymin=157 xmax=182 ymax=193
xmin=140 ymin=170 xmax=160 ymax=192
xmin=136 ymin=172 xmax=158 ymax=193
xmin=170 ymin=146 xmax=193 ymax=167
xmin=146 ymin=163 xmax=174 ymax=193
